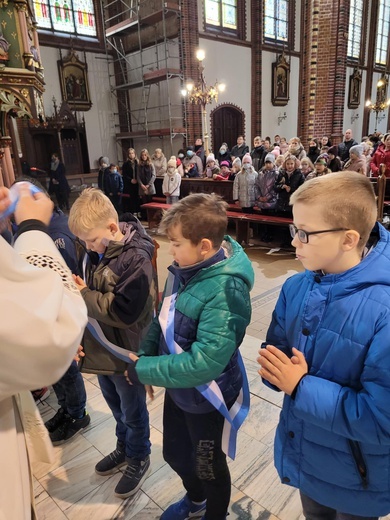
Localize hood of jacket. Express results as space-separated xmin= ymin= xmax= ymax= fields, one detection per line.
xmin=303 ymin=222 xmax=390 ymax=293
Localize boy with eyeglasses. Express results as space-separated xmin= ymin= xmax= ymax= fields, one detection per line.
xmin=257 ymin=171 xmax=390 ymax=520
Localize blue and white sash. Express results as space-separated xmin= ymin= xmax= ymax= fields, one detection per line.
xmin=86 ymin=318 xmax=131 ymax=363
xmin=159 ymin=271 xmax=250 ymax=460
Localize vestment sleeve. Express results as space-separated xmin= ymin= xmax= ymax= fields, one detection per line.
xmin=0 ymin=231 xmax=87 ymax=401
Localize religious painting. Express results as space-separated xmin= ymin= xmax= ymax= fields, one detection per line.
xmin=348 ymin=68 xmax=362 ymax=109
xmin=58 ymin=48 xmax=92 ymax=111
xmin=272 ymin=52 xmax=290 ymax=106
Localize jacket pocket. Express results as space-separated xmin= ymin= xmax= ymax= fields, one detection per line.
xmin=348 ymin=439 xmax=368 ymax=489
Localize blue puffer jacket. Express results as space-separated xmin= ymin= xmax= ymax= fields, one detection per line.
xmin=264 ymin=223 xmax=390 ymax=516
xmin=135 ymin=236 xmax=254 ymax=413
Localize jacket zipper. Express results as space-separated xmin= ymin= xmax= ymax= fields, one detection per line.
xmin=348 ymin=439 xmax=368 ymax=489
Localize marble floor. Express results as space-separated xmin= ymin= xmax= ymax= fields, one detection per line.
xmin=34 ymin=232 xmax=390 ymax=520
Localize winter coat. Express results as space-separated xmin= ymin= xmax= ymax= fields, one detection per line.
xmin=343 ymin=157 xmax=366 ymax=175
xmin=233 ymin=167 xmax=258 ymax=208
xmin=48 ymin=161 xmax=70 ymax=196
xmin=152 ymin=155 xmax=167 ymax=177
xmin=122 ymin=159 xmax=138 ymax=193
xmin=49 ymin=209 xmax=79 ymax=275
xmin=137 ymin=162 xmax=156 ymax=196
xmin=338 ymin=139 xmax=358 ymax=162
xmin=263 ymin=223 xmax=390 ymax=517
xmin=328 ymin=157 xmax=343 ymax=172
xmin=254 ymin=168 xmax=278 ymax=209
xmin=370 ymin=145 xmax=390 ymax=177
xmin=288 ymin=145 xmax=307 ymax=161
xmin=133 ymin=237 xmax=254 ymax=413
xmin=251 ymin=145 xmax=265 ymax=172
xmin=79 ymin=216 xmax=157 ymax=374
xmin=275 ymin=168 xmax=304 ymax=212
xmin=104 ymin=170 xmax=124 ymax=195
xmin=231 ymin=143 xmax=249 ymax=160
xmin=162 ymin=169 xmax=181 ymax=197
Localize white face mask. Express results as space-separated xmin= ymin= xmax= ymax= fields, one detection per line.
xmin=243 ymin=163 xmax=252 ymax=170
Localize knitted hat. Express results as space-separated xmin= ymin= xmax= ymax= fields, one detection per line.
xmin=315 ymin=155 xmax=328 ymax=166
xmin=220 ymin=160 xmax=230 ymax=168
xmin=100 ymin=156 xmax=109 ymax=166
xmin=206 ymin=153 xmax=216 ymax=164
xmin=232 ymin=157 xmax=242 ymax=169
xmin=167 ymin=156 xmax=177 ymax=169
xmin=264 ymin=153 xmax=276 ymax=164
xmin=242 ymin=153 xmax=252 ymax=165
xmin=327 ymin=145 xmax=338 ymax=157
xmin=271 ymin=146 xmax=281 ymax=157
xmin=349 ymin=144 xmax=364 ymax=158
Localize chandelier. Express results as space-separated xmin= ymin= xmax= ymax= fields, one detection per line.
xmin=366 ymin=74 xmax=390 ymax=131
xmin=181 ymin=50 xmax=225 ymax=154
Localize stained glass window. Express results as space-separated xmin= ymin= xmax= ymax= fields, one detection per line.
xmin=347 ymin=0 xmax=363 ymax=59
xmin=205 ymin=0 xmax=237 ymax=32
xmin=33 ymin=0 xmax=97 ymax=37
xmin=375 ymin=0 xmax=390 ymax=65
xmin=264 ymin=0 xmax=289 ymax=43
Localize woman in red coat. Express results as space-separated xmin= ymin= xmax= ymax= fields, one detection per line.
xmin=371 ymin=133 xmax=390 ymax=177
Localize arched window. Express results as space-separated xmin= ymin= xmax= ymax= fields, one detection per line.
xmin=347 ymin=0 xmax=364 ymax=59
xmin=264 ymin=0 xmax=289 ymax=43
xmin=33 ymin=0 xmax=97 ymax=37
xmin=375 ymin=0 xmax=390 ymax=65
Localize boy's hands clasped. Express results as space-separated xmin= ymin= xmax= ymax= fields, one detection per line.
xmin=258 ymin=345 xmax=308 ymax=395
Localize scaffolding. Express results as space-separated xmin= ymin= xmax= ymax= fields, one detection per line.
xmin=102 ymin=0 xmax=187 ymax=157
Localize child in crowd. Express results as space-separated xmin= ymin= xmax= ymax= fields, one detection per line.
xmin=125 ymin=193 xmax=254 ymax=520
xmin=213 ymin=160 xmax=231 ymax=180
xmin=300 ymin=157 xmax=315 ymax=179
xmin=288 ymin=137 xmax=306 ymax=162
xmin=104 ymin=163 xmax=123 ymax=212
xmin=255 ymin=153 xmax=279 ymax=242
xmin=327 ymin=145 xmax=343 ymax=172
xmin=275 ymin=155 xmax=284 ymax=170
xmin=275 ymin=154 xmax=304 ymax=216
xmin=258 ymin=172 xmax=390 ymax=520
xmin=233 ymin=153 xmax=258 ymax=213
xmin=122 ymin=148 xmax=140 ymax=215
xmin=229 ymin=157 xmax=242 ymax=180
xmin=138 ymin=149 xmax=156 ymax=213
xmin=306 ymin=155 xmax=330 ymax=180
xmin=151 ymin=148 xmax=167 ymax=178
xmin=343 ymin=144 xmax=366 ymax=174
xmin=68 ymin=188 xmax=156 ymax=499
xmin=255 ymin=153 xmax=278 ymax=211
xmin=184 ymin=161 xmax=200 ymax=178
xmin=98 ymin=156 xmax=109 ymax=191
xmin=279 ymin=137 xmax=289 ymax=155
xmin=251 ymin=135 xmax=264 ymax=172
xmin=163 ymin=156 xmax=181 ymax=204
xmin=204 ymin=153 xmax=220 ymax=178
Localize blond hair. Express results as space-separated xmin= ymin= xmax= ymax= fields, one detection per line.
xmin=290 ymin=171 xmax=377 ymax=246
xmin=159 ymin=193 xmax=228 ymax=247
xmin=68 ymin=188 xmax=118 ymax=235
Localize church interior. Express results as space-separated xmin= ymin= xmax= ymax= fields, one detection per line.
xmin=1 ymin=1 xmax=390 ymax=519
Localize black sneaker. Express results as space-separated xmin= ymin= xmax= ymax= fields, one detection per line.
xmin=45 ymin=407 xmax=67 ymax=433
xmin=49 ymin=411 xmax=90 ymax=445
xmin=114 ymin=456 xmax=151 ymax=499
xmin=95 ymin=446 xmax=127 ymax=476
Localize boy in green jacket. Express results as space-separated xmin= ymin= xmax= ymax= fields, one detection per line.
xmin=126 ymin=193 xmax=254 ymax=520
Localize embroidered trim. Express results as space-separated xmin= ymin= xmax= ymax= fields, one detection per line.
xmin=23 ymin=253 xmax=79 ymax=293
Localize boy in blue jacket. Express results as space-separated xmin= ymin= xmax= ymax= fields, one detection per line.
xmin=126 ymin=193 xmax=254 ymax=520
xmin=258 ymin=172 xmax=390 ymax=520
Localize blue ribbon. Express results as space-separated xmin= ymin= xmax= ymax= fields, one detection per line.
xmin=159 ymin=271 xmax=250 ymax=460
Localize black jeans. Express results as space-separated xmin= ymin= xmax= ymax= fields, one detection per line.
xmin=163 ymin=392 xmax=231 ymax=520
xmin=300 ymin=492 xmax=379 ymax=520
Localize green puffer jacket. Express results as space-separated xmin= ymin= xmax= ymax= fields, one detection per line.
xmin=134 ymin=236 xmax=254 ymax=413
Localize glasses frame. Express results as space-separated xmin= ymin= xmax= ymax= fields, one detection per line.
xmin=289 ymin=224 xmax=349 ymax=244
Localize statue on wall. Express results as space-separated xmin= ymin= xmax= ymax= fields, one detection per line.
xmin=272 ymin=52 xmax=290 ymax=107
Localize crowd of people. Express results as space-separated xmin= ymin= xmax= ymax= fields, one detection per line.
xmin=94 ymin=130 xmax=390 ymax=224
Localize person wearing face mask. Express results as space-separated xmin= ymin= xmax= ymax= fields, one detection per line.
xmin=182 ymin=146 xmax=203 ymax=175
xmin=307 ymin=138 xmax=320 ymax=164
xmin=104 ymin=163 xmax=124 ymax=213
xmin=216 ymin=142 xmax=232 ymax=165
xmin=233 ymin=153 xmax=258 ymax=213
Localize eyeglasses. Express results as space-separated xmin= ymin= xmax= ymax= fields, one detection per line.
xmin=289 ymin=224 xmax=349 ymax=244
